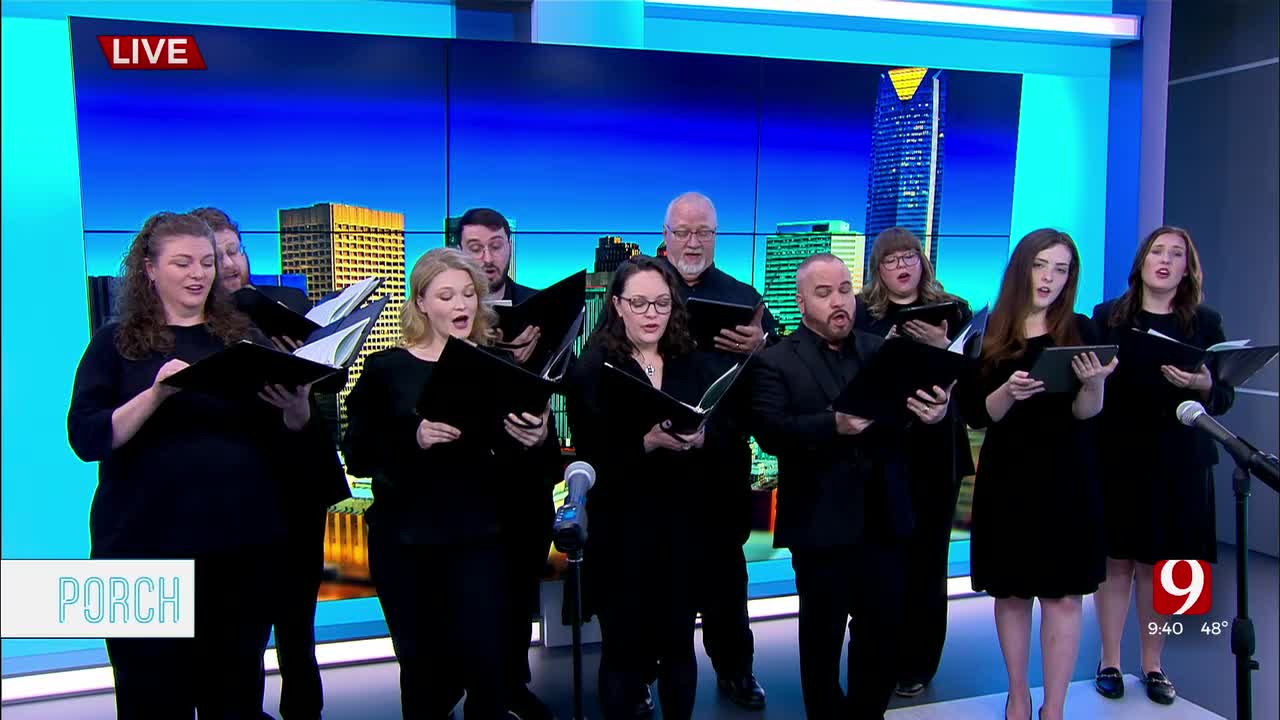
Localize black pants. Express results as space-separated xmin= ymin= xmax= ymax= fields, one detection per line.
xmin=105 ymin=548 xmax=277 ymax=719
xmin=791 ymin=542 xmax=906 ymax=720
xmin=502 ymin=519 xmax=552 ymax=690
xmin=368 ymin=525 xmax=507 ymax=720
xmin=273 ymin=510 xmax=328 ymax=719
xmin=598 ymin=595 xmax=698 ymax=720
xmin=897 ymin=480 xmax=961 ymax=686
xmin=697 ymin=539 xmax=755 ymax=678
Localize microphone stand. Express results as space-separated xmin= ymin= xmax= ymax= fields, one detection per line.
xmin=565 ymin=548 xmax=587 ymax=720
xmin=1229 ymin=454 xmax=1264 ymax=720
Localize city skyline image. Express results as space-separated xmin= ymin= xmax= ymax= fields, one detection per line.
xmin=68 ymin=18 xmax=1022 ymax=595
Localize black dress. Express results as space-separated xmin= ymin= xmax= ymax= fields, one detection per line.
xmin=958 ymin=315 xmax=1107 ymax=599
xmin=1092 ymin=302 xmax=1234 ymax=563
xmin=566 ymin=341 xmax=730 ymax=720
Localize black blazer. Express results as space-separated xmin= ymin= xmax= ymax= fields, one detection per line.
xmin=751 ymin=328 xmax=914 ymax=549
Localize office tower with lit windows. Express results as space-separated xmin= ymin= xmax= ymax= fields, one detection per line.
xmin=762 ymin=221 xmax=865 ymax=335
xmin=864 ymin=67 xmax=947 ymax=282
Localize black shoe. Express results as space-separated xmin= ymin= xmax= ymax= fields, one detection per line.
xmin=1143 ymin=670 xmax=1177 ymax=705
xmin=507 ymin=685 xmax=557 ymax=720
xmin=1094 ymin=665 xmax=1124 ymax=699
xmin=1004 ymin=690 xmax=1031 ymax=720
xmin=894 ymin=680 xmax=927 ymax=698
xmin=717 ymin=674 xmax=766 ymax=710
xmin=629 ymin=684 xmax=655 ymax=718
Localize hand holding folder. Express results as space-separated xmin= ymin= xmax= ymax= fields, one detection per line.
xmin=603 ymin=351 xmax=755 ymax=435
xmin=686 ymin=297 xmax=759 ymax=351
xmin=493 ymin=270 xmax=587 ymax=371
xmin=833 ymin=335 xmax=977 ymax=424
xmin=162 ymin=297 xmax=388 ymax=397
xmin=1119 ymin=328 xmax=1278 ymax=387
xmin=1026 ymin=344 xmax=1119 ymax=393
xmin=416 ymin=336 xmax=560 ymax=446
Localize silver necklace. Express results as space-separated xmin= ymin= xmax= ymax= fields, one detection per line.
xmin=635 ymin=350 xmax=658 ymax=377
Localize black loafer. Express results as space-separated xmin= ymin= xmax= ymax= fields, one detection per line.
xmin=717 ymin=674 xmax=767 ymax=710
xmin=894 ymin=680 xmax=926 ymax=698
xmin=1143 ymin=670 xmax=1177 ymax=705
xmin=630 ymin=684 xmax=655 ymax=718
xmin=1094 ymin=665 xmax=1124 ymax=699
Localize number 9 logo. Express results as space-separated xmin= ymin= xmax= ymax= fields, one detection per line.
xmin=1154 ymin=559 xmax=1213 ymax=615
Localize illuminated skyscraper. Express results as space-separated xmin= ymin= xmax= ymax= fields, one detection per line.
xmin=279 ymin=203 xmax=406 ymax=435
xmin=762 ymin=221 xmax=866 ymax=335
xmin=595 ymin=235 xmax=640 ymax=272
xmin=864 ymin=67 xmax=947 ymax=282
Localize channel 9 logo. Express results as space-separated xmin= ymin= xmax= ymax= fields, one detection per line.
xmin=1154 ymin=559 xmax=1213 ymax=615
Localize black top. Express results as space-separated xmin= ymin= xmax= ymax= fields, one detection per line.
xmin=957 ymin=314 xmax=1106 ymax=598
xmin=343 ymin=346 xmax=560 ymax=546
xmin=1091 ymin=300 xmax=1234 ymax=562
xmin=67 ymin=323 xmax=306 ymax=558
xmin=751 ymin=324 xmax=914 ymax=549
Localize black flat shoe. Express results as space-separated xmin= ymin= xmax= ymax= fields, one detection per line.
xmin=1143 ymin=670 xmax=1177 ymax=705
xmin=1094 ymin=665 xmax=1124 ymax=699
xmin=894 ymin=680 xmax=926 ymax=698
xmin=630 ymin=684 xmax=655 ymax=718
xmin=717 ymin=673 xmax=767 ymax=709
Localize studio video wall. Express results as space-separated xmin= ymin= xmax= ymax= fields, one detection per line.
xmin=69 ymin=17 xmax=1022 ymax=602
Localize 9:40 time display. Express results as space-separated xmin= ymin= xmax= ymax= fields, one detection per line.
xmin=1146 ymin=621 xmax=1231 ymax=636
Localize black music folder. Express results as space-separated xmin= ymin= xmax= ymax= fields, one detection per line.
xmin=1119 ymin=328 xmax=1278 ymax=387
xmin=894 ymin=300 xmax=963 ymax=331
xmin=1027 ymin=344 xmax=1119 ymax=393
xmin=162 ymin=297 xmax=387 ymax=396
xmin=235 ymin=275 xmax=384 ymax=343
xmin=494 ymin=270 xmax=587 ymax=371
xmin=416 ymin=336 xmax=561 ymax=443
xmin=603 ymin=353 xmax=753 ymax=434
xmin=686 ymin=297 xmax=759 ymax=351
xmin=833 ymin=337 xmax=976 ymax=424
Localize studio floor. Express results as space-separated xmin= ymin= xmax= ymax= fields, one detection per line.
xmin=6 ymin=545 xmax=1275 ymax=720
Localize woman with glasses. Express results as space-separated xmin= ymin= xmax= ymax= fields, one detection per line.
xmin=566 ymin=255 xmax=735 ymax=720
xmin=853 ymin=227 xmax=975 ymax=698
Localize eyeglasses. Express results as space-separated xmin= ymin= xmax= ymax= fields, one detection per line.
xmin=881 ymin=252 xmax=920 ymax=269
xmin=620 ymin=295 xmax=673 ymax=314
xmin=666 ymin=226 xmax=717 ymax=241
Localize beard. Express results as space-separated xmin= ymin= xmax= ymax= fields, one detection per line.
xmin=672 ymin=254 xmax=710 ymax=278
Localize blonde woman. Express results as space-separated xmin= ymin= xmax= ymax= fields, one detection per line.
xmin=344 ymin=248 xmax=555 ymax=720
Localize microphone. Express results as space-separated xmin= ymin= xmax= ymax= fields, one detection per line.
xmin=553 ymin=461 xmax=595 ymax=554
xmin=1176 ymin=401 xmax=1279 ymax=490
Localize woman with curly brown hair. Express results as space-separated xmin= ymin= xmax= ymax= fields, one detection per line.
xmin=67 ymin=211 xmax=317 ymax=719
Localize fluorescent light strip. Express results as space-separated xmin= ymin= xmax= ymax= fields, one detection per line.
xmin=3 ymin=582 xmax=974 ymax=703
xmin=651 ymin=0 xmax=1140 ymax=40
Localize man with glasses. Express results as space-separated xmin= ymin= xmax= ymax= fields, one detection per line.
xmin=639 ymin=191 xmax=776 ymax=714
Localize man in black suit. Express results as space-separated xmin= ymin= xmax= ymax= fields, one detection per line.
xmin=199 ymin=206 xmax=352 ymax=720
xmin=751 ymin=253 xmax=949 ymax=719
xmin=457 ymin=207 xmax=560 ymax=720
xmin=655 ymin=192 xmax=774 ymax=713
